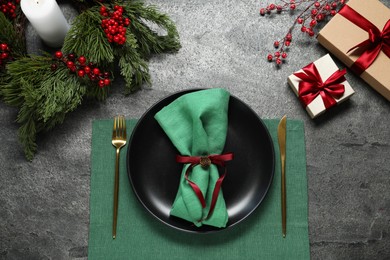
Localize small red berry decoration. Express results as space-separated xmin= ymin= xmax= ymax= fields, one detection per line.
xmin=0 ymin=43 xmax=12 ymax=69
xmin=259 ymin=0 xmax=347 ymax=66
xmin=51 ymin=51 xmax=111 ymax=88
xmin=100 ymin=5 xmax=130 ymax=45
xmin=0 ymin=0 xmax=18 ymax=20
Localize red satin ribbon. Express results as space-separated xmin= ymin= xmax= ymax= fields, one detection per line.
xmin=338 ymin=5 xmax=390 ymax=75
xmin=294 ymin=63 xmax=346 ymax=109
xmin=176 ymin=152 xmax=234 ymax=221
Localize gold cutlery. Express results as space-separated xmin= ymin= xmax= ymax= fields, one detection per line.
xmin=111 ymin=115 xmax=127 ymax=239
xmin=277 ymin=115 xmax=287 ymax=238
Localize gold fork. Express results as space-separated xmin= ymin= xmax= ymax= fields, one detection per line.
xmin=112 ymin=115 xmax=127 ymax=239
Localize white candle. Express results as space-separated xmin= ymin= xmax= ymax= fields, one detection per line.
xmin=21 ymin=0 xmax=70 ymax=48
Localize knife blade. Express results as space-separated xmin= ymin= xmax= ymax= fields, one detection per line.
xmin=277 ymin=115 xmax=287 ymax=238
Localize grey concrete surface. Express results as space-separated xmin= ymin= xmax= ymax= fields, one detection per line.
xmin=1 ymin=0 xmax=390 ymax=259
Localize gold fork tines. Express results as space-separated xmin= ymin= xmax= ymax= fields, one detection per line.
xmin=112 ymin=116 xmax=127 ymax=239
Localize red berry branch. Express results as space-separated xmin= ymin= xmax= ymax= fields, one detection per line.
xmin=0 ymin=43 xmax=12 ymax=69
xmin=100 ymin=5 xmax=131 ymax=45
xmin=260 ymin=0 xmax=347 ymax=66
xmin=51 ymin=51 xmax=111 ymax=88
xmin=0 ymin=0 xmax=19 ymax=19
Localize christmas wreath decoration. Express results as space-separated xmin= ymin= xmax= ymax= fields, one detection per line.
xmin=0 ymin=0 xmax=180 ymax=160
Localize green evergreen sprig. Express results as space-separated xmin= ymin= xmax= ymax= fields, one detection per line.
xmin=0 ymin=0 xmax=180 ymax=160
xmin=63 ymin=2 xmax=180 ymax=94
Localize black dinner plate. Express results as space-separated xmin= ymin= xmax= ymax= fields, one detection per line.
xmin=127 ymin=89 xmax=275 ymax=233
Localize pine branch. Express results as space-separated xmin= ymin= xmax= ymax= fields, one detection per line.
xmin=2 ymin=56 xmax=87 ymax=160
xmin=62 ymin=7 xmax=115 ymax=65
xmin=125 ymin=1 xmax=181 ymax=57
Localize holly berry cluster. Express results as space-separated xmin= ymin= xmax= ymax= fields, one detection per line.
xmin=0 ymin=0 xmax=19 ymax=19
xmin=51 ymin=51 xmax=111 ymax=88
xmin=260 ymin=0 xmax=347 ymax=66
xmin=100 ymin=5 xmax=131 ymax=45
xmin=0 ymin=43 xmax=11 ymax=68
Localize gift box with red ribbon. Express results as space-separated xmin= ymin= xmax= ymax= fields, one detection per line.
xmin=318 ymin=0 xmax=390 ymax=101
xmin=288 ymin=54 xmax=355 ymax=119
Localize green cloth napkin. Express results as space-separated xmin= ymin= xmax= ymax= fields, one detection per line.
xmin=154 ymin=88 xmax=230 ymax=228
xmin=89 ymin=118 xmax=309 ymax=260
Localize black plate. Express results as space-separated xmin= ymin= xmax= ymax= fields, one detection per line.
xmin=127 ymin=89 xmax=275 ymax=233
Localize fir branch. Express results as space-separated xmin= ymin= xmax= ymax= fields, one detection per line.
xmin=116 ymin=36 xmax=151 ymax=94
xmin=125 ymin=1 xmax=181 ymax=57
xmin=1 ymin=55 xmax=51 ymax=107
xmin=2 ymin=56 xmax=87 ymax=160
xmin=62 ymin=7 xmax=115 ymax=65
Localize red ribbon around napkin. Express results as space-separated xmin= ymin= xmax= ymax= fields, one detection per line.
xmin=338 ymin=5 xmax=390 ymax=75
xmin=294 ymin=63 xmax=346 ymax=109
xmin=176 ymin=152 xmax=233 ymax=221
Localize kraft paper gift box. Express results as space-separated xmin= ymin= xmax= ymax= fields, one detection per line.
xmin=317 ymin=0 xmax=390 ymax=101
xmin=288 ymin=54 xmax=355 ymax=119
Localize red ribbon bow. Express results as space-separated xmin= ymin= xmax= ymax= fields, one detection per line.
xmin=176 ymin=152 xmax=234 ymax=221
xmin=339 ymin=5 xmax=390 ymax=75
xmin=294 ymin=63 xmax=346 ymax=109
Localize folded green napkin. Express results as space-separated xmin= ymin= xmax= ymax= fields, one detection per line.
xmin=89 ymin=118 xmax=309 ymax=260
xmin=154 ymin=88 xmax=230 ymax=228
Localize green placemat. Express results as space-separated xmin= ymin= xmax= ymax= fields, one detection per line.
xmin=89 ymin=119 xmax=309 ymax=260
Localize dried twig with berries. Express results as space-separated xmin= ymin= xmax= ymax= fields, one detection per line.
xmin=259 ymin=0 xmax=347 ymax=66
xmin=0 ymin=0 xmax=181 ymax=160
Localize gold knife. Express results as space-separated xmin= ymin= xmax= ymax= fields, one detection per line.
xmin=277 ymin=115 xmax=287 ymax=238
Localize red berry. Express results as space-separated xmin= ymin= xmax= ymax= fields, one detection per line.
xmin=78 ymin=70 xmax=85 ymax=77
xmin=268 ymin=4 xmax=275 ymax=10
xmin=297 ymin=17 xmax=303 ymax=24
xmin=290 ymin=4 xmax=296 ymax=10
xmin=66 ymin=61 xmax=74 ymax=68
xmin=100 ymin=6 xmax=106 ymax=14
xmin=54 ymin=51 xmax=63 ymax=59
xmin=330 ymin=10 xmax=337 ymax=16
xmin=1 ymin=52 xmax=8 ymax=59
xmin=311 ymin=9 xmax=318 ymax=16
xmin=274 ymin=51 xmax=280 ymax=57
xmin=317 ymin=14 xmax=324 ymax=21
xmin=285 ymin=41 xmax=291 ymax=46
xmin=325 ymin=4 xmax=330 ymax=11
xmin=50 ymin=64 xmax=57 ymax=71
xmin=315 ymin=2 xmax=320 ymax=8
xmin=104 ymin=79 xmax=110 ymax=86
xmin=78 ymin=56 xmax=86 ymax=64
xmin=276 ymin=5 xmax=282 ymax=12
xmin=274 ymin=41 xmax=280 ymax=48
xmin=0 ymin=43 xmax=7 ymax=51
xmin=331 ymin=2 xmax=337 ymax=9
xmin=308 ymin=29 xmax=315 ymax=37
xmin=260 ymin=8 xmax=266 ymax=15
xmin=267 ymin=54 xmax=273 ymax=61
xmin=68 ymin=53 xmax=75 ymax=61
xmin=93 ymin=68 xmax=100 ymax=75
xmin=310 ymin=20 xmax=317 ymax=27
xmin=285 ymin=33 xmax=292 ymax=41
xmin=98 ymin=80 xmax=105 ymax=88
xmin=301 ymin=26 xmax=307 ymax=32
xmin=84 ymin=66 xmax=91 ymax=74
xmin=276 ymin=58 xmax=282 ymax=65
xmin=282 ymin=52 xmax=287 ymax=59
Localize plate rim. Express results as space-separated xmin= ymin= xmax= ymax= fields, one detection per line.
xmin=126 ymin=88 xmax=275 ymax=233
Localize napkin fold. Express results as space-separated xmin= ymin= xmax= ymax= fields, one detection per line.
xmin=154 ymin=88 xmax=230 ymax=228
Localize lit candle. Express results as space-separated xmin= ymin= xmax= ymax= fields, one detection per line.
xmin=21 ymin=0 xmax=70 ymax=48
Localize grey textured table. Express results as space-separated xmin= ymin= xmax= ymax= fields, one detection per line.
xmin=1 ymin=1 xmax=390 ymax=259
